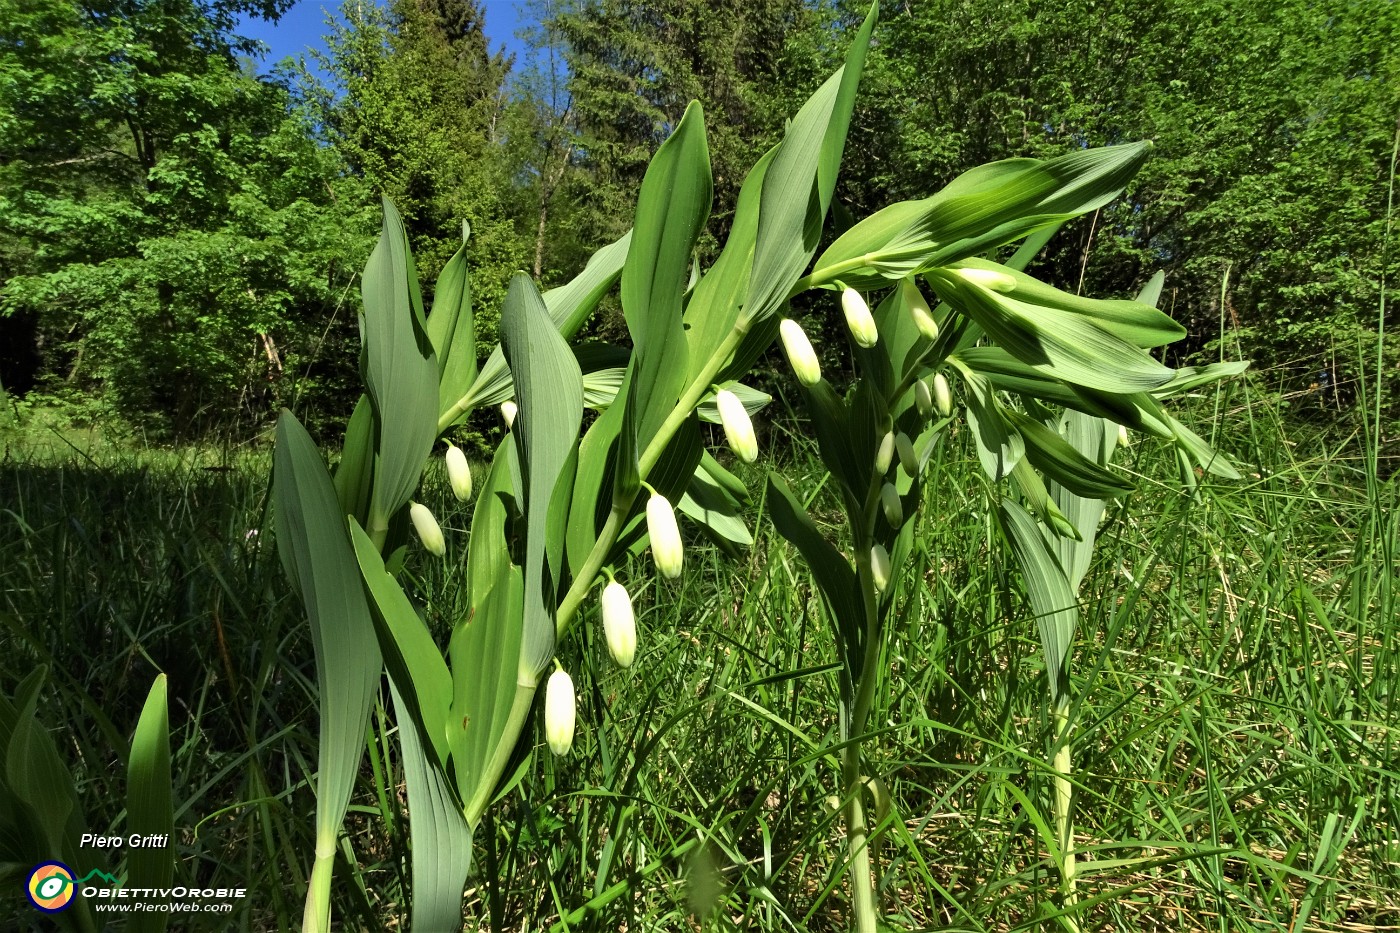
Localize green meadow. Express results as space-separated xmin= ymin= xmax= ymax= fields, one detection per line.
xmin=3 ymin=376 xmax=1395 ymax=930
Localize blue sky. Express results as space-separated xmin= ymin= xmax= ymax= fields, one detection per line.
xmin=238 ymin=0 xmax=536 ymax=79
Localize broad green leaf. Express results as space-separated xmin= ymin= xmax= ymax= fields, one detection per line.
xmin=465 ymin=439 xmax=517 ymax=612
xmin=1002 ymin=408 xmax=1134 ymax=499
xmin=616 ymin=101 xmax=712 ymax=498
xmin=272 ymin=410 xmax=381 ymax=921
xmin=360 ymin=199 xmax=439 ymax=537
xmin=4 ymin=668 xmax=79 ymax=864
xmin=389 ymin=681 xmax=471 ymax=933
xmin=929 ymin=264 xmax=1174 ymax=393
xmin=766 ymin=475 xmax=864 ymax=664
xmin=1046 ymin=410 xmax=1117 ymax=590
xmin=349 ymin=519 xmax=453 ymax=766
xmin=333 ymin=395 xmax=376 ymax=523
xmin=1136 ymin=270 xmax=1165 ymax=309
xmin=678 ymin=464 xmax=752 ymax=556
xmin=447 ymin=560 xmax=525 ymax=816
xmin=815 ymin=143 xmax=1151 ymax=290
xmin=566 ymin=397 xmax=626 ymax=579
xmin=426 ymin=225 xmax=478 ymax=419
xmin=955 ymin=258 xmax=1185 ymax=348
xmin=126 ymin=674 xmax=172 ymax=933
xmin=683 ymin=146 xmax=777 ymax=383
xmin=695 ymin=381 xmax=771 ymax=425
xmin=446 ymin=231 xmax=631 ymax=422
xmin=743 ymin=4 xmax=877 ymax=326
xmin=800 ymin=379 xmax=865 ymax=506
xmin=1152 ymin=361 xmax=1252 ymax=398
xmin=958 ymin=369 xmax=1025 ymax=482
xmin=1012 ymin=458 xmax=1079 ymax=540
xmin=1000 ymin=499 xmax=1079 ymax=700
xmin=500 ymin=273 xmax=583 ymax=680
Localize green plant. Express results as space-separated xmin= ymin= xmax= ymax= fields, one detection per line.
xmin=272 ymin=9 xmax=880 ymax=929
xmin=763 ymin=153 xmax=1246 ymax=929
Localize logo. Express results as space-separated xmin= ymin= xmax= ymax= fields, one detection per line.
xmin=24 ymin=863 xmax=124 ymax=913
xmin=26 ymin=862 xmax=76 ymax=913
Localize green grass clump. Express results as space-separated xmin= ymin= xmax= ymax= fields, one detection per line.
xmin=1 ymin=377 xmax=1395 ymax=931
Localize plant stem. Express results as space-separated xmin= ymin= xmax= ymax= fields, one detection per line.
xmin=302 ymin=829 xmax=336 ymax=933
xmin=463 ymin=682 xmax=537 ymax=828
xmin=555 ymin=323 xmax=749 ymax=638
xmin=1051 ymin=691 xmax=1079 ymax=930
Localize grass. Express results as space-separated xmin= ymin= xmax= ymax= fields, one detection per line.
xmin=1 ymin=371 xmax=1396 ymax=932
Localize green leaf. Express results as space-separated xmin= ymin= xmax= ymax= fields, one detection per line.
xmin=453 ymin=232 xmax=632 ymax=421
xmin=616 ymin=101 xmax=712 ymax=497
xmin=126 ymin=675 xmax=173 ymax=933
xmin=389 ymin=681 xmax=471 ymax=933
xmin=815 ymin=143 xmax=1151 ymax=290
xmin=743 ymin=3 xmax=877 ymax=325
xmin=333 ymin=396 xmax=376 ymax=524
xmin=348 ymin=519 xmax=453 ymax=766
xmin=1152 ymin=361 xmax=1252 ymax=398
xmin=426 ymin=225 xmax=478 ymax=420
xmin=1000 ymin=499 xmax=1079 ymax=700
xmin=1002 ymin=408 xmax=1134 ymax=499
xmin=929 ymin=263 xmax=1175 ymax=393
xmin=500 ymin=273 xmax=583 ymax=681
xmin=766 ymin=475 xmax=864 ymax=663
xmin=360 ymin=198 xmax=439 ymax=536
xmin=272 ymin=411 xmax=382 ymax=909
xmin=4 ymin=668 xmax=80 ymax=863
xmin=1012 ymin=458 xmax=1080 ymax=540
xmin=958 ymin=369 xmax=1025 ymax=482
xmin=1045 ymin=410 xmax=1117 ymax=591
xmin=678 ymin=464 xmax=752 ymax=557
xmin=447 ymin=560 xmax=525 ymax=815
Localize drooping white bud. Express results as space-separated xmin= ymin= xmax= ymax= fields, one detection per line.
xmin=409 ymin=502 xmax=446 ymax=557
xmin=915 ymin=379 xmax=933 ymax=417
xmin=895 ymin=432 xmax=918 ymax=476
xmin=544 ymin=667 xmax=575 ymax=756
xmin=870 ymin=544 xmax=891 ymax=593
xmin=601 ymin=580 xmax=637 ymax=668
xmin=880 ymin=484 xmax=903 ymax=527
xmin=956 ymin=266 xmax=1018 ymax=293
xmin=500 ymin=400 xmax=518 ymax=429
xmin=875 ymin=431 xmax=895 ymax=475
xmin=933 ymin=373 xmax=953 ymax=418
xmin=1117 ymin=424 xmax=1131 ymax=448
xmin=646 ymin=492 xmax=684 ymax=580
xmin=715 ymin=389 xmax=758 ymax=464
xmin=445 ymin=444 xmax=473 ymax=501
xmin=902 ymin=278 xmax=939 ymax=340
xmin=842 ymin=287 xmax=878 ymax=348
xmin=779 ymin=319 xmax=822 ymax=387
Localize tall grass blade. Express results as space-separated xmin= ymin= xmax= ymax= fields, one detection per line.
xmin=125 ymin=674 xmax=173 ymax=933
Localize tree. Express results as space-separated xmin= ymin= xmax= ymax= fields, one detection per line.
xmin=0 ymin=0 xmax=370 ymax=434
xmin=300 ymin=0 xmax=529 ymax=343
xmin=826 ymin=0 xmax=1400 ymax=421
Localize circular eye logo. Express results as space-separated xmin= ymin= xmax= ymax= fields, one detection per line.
xmin=26 ymin=862 xmax=76 ymax=913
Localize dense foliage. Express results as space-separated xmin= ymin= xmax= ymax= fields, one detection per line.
xmin=1 ymin=0 xmax=1395 ymax=442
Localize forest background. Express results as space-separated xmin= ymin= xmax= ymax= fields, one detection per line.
xmin=2 ymin=0 xmax=1396 ymax=451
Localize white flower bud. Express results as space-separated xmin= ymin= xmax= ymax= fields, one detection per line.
xmin=715 ymin=389 xmax=758 ymax=463
xmin=875 ymin=431 xmax=895 ymax=475
xmin=409 ymin=502 xmax=446 ymax=557
xmin=933 ymin=373 xmax=953 ymax=418
xmin=1117 ymin=424 xmax=1131 ymax=448
xmin=902 ymin=278 xmax=939 ymax=340
xmin=870 ymin=544 xmax=891 ymax=593
xmin=544 ymin=667 xmax=575 ymax=756
xmin=880 ymin=484 xmax=903 ymax=526
xmin=779 ymin=319 xmax=822 ymax=387
xmin=601 ymin=580 xmax=637 ymax=668
xmin=646 ymin=492 xmax=684 ymax=580
xmin=915 ymin=379 xmax=933 ymax=416
xmin=445 ymin=444 xmax=473 ymax=501
xmin=500 ymin=400 xmax=518 ymax=429
xmin=842 ymin=287 xmax=878 ymax=348
xmin=956 ymin=266 xmax=1018 ymax=293
xmin=895 ymin=432 xmax=918 ymax=475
